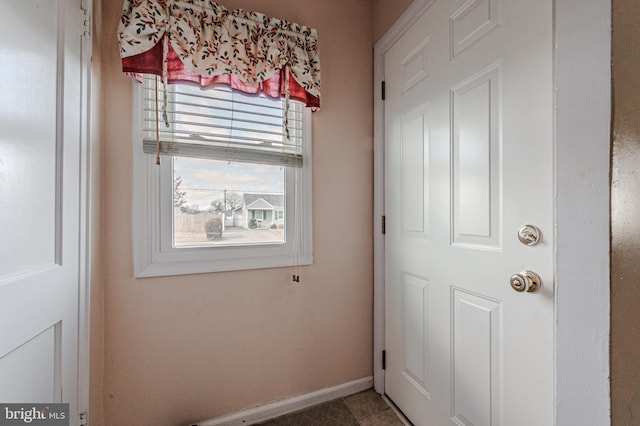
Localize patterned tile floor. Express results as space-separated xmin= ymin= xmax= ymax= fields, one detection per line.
xmin=255 ymin=390 xmax=408 ymax=426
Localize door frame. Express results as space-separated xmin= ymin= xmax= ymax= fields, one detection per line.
xmin=372 ymin=0 xmax=611 ymax=424
xmin=78 ymin=0 xmax=94 ymax=420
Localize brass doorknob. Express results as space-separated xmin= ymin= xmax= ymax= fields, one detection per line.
xmin=510 ymin=270 xmax=542 ymax=293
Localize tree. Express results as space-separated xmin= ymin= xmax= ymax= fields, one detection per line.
xmin=183 ymin=204 xmax=201 ymax=214
xmin=208 ymin=199 xmax=224 ymax=213
xmin=208 ymin=191 xmax=243 ymax=215
xmin=174 ymin=177 xmax=188 ymax=212
xmin=225 ymin=191 xmax=243 ymax=213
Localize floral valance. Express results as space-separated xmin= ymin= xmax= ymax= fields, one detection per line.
xmin=117 ymin=0 xmax=321 ymax=108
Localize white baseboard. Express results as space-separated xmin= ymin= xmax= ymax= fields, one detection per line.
xmin=188 ymin=376 xmax=374 ymax=426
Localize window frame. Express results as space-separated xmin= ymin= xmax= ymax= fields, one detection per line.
xmin=132 ymin=81 xmax=313 ymax=278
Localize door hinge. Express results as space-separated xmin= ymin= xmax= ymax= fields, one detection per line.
xmin=382 ymin=350 xmax=386 ymax=370
xmin=381 ymin=81 xmax=386 ymax=100
xmin=382 ymin=215 xmax=386 ymax=235
xmin=79 ymin=411 xmax=87 ymax=426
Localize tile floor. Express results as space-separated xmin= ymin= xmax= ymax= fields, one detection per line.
xmin=255 ymin=390 xmax=408 ymax=426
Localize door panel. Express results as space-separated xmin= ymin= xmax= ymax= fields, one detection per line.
xmin=0 ymin=0 xmax=84 ymax=421
xmin=0 ymin=0 xmax=59 ymax=277
xmin=0 ymin=325 xmax=60 ymax=402
xmin=402 ymin=37 xmax=431 ymax=92
xmin=401 ymin=272 xmax=430 ymax=395
xmin=451 ymin=65 xmax=501 ymax=249
xmin=451 ymin=289 xmax=501 ymax=426
xmin=401 ymin=109 xmax=429 ymax=238
xmin=385 ymin=0 xmax=553 ymax=425
xmin=450 ymin=0 xmax=500 ymax=58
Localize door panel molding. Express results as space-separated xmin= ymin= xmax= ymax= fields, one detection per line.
xmin=451 ymin=288 xmax=502 ymax=426
xmin=400 ymin=108 xmax=430 ymax=239
xmin=401 ymin=272 xmax=431 ymax=396
xmin=449 ymin=0 xmax=500 ymax=58
xmin=450 ymin=63 xmax=501 ymax=250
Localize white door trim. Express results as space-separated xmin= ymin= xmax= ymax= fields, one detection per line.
xmin=77 ymin=0 xmax=93 ymax=421
xmin=372 ymin=0 xmax=611 ymax=424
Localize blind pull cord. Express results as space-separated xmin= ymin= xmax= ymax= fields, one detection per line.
xmin=154 ymin=75 xmax=161 ymax=165
xmin=162 ymin=35 xmax=170 ymax=129
xmin=154 ymin=34 xmax=170 ymax=166
xmin=284 ymin=65 xmax=291 ymax=141
xmin=229 ymin=89 xmax=235 ymax=158
xmin=292 ymin=161 xmax=300 ymax=283
xmin=288 ymin=67 xmax=299 ymax=284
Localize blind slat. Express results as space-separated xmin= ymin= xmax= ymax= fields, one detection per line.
xmin=143 ymin=87 xmax=286 ymax=112
xmin=147 ymin=131 xmax=303 ymax=150
xmin=144 ymin=126 xmax=304 ymax=146
xmin=142 ymin=76 xmax=304 ymax=165
xmin=143 ymin=139 xmax=303 ymax=168
xmin=143 ymin=97 xmax=299 ymax=121
xmin=142 ymin=119 xmax=305 ymax=134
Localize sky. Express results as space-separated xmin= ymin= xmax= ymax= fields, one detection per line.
xmin=173 ymin=156 xmax=285 ymax=210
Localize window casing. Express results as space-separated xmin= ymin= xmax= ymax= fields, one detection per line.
xmin=132 ymin=80 xmax=313 ymax=277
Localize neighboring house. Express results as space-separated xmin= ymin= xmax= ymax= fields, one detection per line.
xmin=241 ymin=193 xmax=284 ymax=229
xmin=226 ymin=208 xmax=244 ymax=227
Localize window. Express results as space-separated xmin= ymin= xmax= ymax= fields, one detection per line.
xmin=133 ymin=77 xmax=313 ymax=277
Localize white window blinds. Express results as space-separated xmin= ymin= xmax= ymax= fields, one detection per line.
xmin=141 ymin=76 xmax=305 ymax=168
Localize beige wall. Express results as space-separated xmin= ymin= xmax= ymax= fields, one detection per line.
xmin=90 ymin=0 xmax=104 ymax=423
xmin=373 ymin=0 xmax=413 ymax=43
xmin=99 ymin=1 xmax=373 ymax=425
xmin=611 ymin=1 xmax=640 ymax=424
xmin=93 ymin=1 xmax=640 ymax=424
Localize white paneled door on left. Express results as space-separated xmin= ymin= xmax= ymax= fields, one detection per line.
xmin=0 ymin=1 xmax=86 ymax=424
xmin=384 ymin=0 xmax=554 ymax=425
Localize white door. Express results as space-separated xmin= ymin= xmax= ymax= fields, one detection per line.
xmin=0 ymin=0 xmax=85 ymax=422
xmin=384 ymin=0 xmax=553 ymax=425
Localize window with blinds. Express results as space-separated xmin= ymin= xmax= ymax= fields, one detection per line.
xmin=141 ymin=76 xmax=305 ymax=168
xmin=137 ymin=76 xmax=311 ymax=253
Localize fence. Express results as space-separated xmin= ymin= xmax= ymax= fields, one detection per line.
xmin=175 ymin=212 xmax=223 ymax=233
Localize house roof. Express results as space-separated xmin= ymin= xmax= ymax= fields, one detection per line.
xmin=246 ymin=198 xmax=274 ymax=210
xmin=243 ymin=193 xmax=284 ymax=208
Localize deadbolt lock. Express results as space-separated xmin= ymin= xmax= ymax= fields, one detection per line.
xmin=518 ymin=224 xmax=542 ymax=246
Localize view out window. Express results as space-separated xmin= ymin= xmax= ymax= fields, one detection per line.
xmin=172 ymin=157 xmax=286 ymax=247
xmin=133 ymin=77 xmax=313 ymax=277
